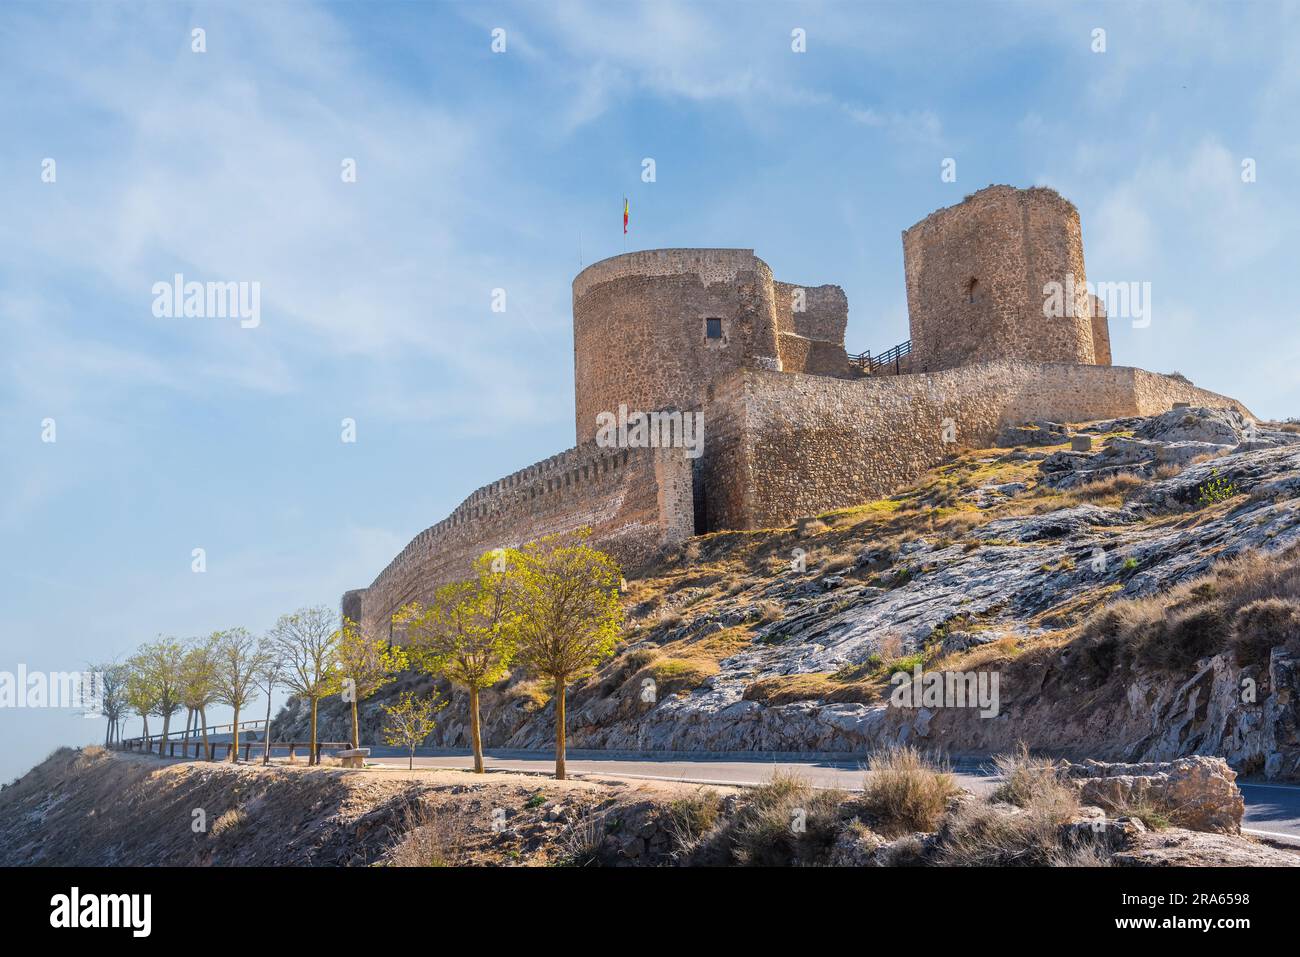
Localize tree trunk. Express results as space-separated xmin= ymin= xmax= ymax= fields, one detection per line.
xmin=262 ymin=685 xmax=274 ymax=766
xmin=142 ymin=714 xmax=149 ymax=742
xmin=409 ymin=750 xmax=414 ymax=771
xmin=553 ymin=676 xmax=566 ymax=781
xmin=231 ymin=704 xmax=241 ymax=762
xmin=469 ymin=684 xmax=484 ymax=773
xmin=351 ymin=697 xmax=360 ymax=750
xmin=310 ymin=697 xmax=319 ymax=765
xmin=160 ymin=712 xmax=171 ymax=755
xmin=200 ymin=707 xmax=210 ymax=760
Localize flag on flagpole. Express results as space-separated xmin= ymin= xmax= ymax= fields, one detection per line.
xmin=623 ymin=196 xmax=629 ymax=234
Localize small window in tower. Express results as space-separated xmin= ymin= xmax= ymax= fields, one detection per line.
xmin=966 ymin=277 xmax=979 ymax=304
xmin=705 ymin=317 xmax=723 ymax=339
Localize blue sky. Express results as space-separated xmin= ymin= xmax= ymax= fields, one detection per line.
xmin=2 ymin=0 xmax=1298 ymax=781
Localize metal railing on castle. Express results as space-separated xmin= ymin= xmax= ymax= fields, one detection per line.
xmin=848 ymin=338 xmax=912 ymax=375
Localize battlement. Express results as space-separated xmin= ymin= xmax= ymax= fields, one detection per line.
xmin=348 ymin=440 xmax=693 ymax=642
xmin=572 ymin=248 xmax=771 ymax=302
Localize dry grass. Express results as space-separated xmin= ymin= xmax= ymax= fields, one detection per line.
xmin=742 ymin=671 xmax=881 ymax=706
xmin=664 ymin=788 xmax=723 ymax=853
xmin=210 ymin=807 xmax=246 ymax=837
xmin=990 ymin=744 xmax=1078 ymax=821
xmin=1230 ymin=597 xmax=1300 ymax=668
xmin=502 ymin=678 xmax=552 ymax=712
xmin=1076 ymin=544 xmax=1300 ymax=677
xmin=559 ymin=807 xmax=608 ymax=866
xmin=935 ymin=800 xmax=1079 ymax=867
xmin=1069 ymin=471 xmax=1145 ymax=505
xmin=636 ymin=625 xmax=753 ymax=697
xmin=388 ymin=802 xmax=472 ymax=867
xmin=727 ymin=771 xmax=846 ymax=866
xmin=861 ymin=746 xmax=961 ymax=837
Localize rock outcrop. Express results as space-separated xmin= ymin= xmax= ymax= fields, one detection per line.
xmin=1062 ymin=756 xmax=1244 ymax=834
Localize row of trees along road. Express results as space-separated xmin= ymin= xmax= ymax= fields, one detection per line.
xmin=93 ymin=608 xmax=403 ymax=766
xmin=92 ymin=531 xmax=623 ymax=780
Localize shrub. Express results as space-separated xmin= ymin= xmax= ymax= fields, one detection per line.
xmin=1073 ymin=472 xmax=1145 ymax=503
xmin=729 ymin=771 xmax=845 ymax=866
xmin=389 ymin=803 xmax=469 ymax=866
xmin=559 ymin=807 xmax=608 ymax=867
xmin=665 ymin=789 xmax=723 ymax=852
xmin=1135 ymin=603 xmax=1229 ymax=671
xmin=861 ymin=746 xmax=960 ymax=836
xmin=754 ymin=599 xmax=783 ymax=624
xmin=990 ymin=744 xmax=1078 ymax=822
xmin=1231 ymin=598 xmax=1300 ymax=668
xmin=649 ymin=657 xmax=716 ymax=696
xmin=1196 ymin=471 xmax=1239 ymax=507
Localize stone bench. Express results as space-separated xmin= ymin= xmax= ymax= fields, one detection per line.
xmin=336 ymin=748 xmax=370 ymax=768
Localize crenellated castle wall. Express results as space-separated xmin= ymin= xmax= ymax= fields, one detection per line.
xmin=345 ymin=442 xmax=693 ymax=642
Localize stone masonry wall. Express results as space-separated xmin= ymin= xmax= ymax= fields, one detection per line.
xmin=700 ymin=361 xmax=1253 ymax=530
xmin=903 ymin=185 xmax=1098 ymax=373
xmin=772 ymin=281 xmax=852 ymax=377
xmin=1090 ymin=293 xmax=1112 ymax=366
xmin=346 ymin=442 xmax=694 ymax=642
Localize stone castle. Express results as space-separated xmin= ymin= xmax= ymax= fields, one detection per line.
xmin=344 ymin=185 xmax=1248 ymax=641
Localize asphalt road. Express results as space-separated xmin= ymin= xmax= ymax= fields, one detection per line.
xmin=365 ymin=748 xmax=1300 ymax=842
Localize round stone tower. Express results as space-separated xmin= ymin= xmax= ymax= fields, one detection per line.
xmin=571 ymin=248 xmax=783 ymax=444
xmin=902 ymin=185 xmax=1106 ymax=373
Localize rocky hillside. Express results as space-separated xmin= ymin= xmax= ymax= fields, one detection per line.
xmin=277 ymin=407 xmax=1300 ymax=778
xmin=3 ymin=746 xmax=1295 ymax=867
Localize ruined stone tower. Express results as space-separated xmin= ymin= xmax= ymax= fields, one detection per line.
xmin=902 ymin=185 xmax=1111 ymax=373
xmin=571 ymin=248 xmax=851 ymax=444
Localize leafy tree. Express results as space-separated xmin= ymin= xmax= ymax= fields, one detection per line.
xmin=212 ymin=628 xmax=269 ymax=762
xmin=382 ymin=690 xmax=445 ymax=769
xmin=506 ymin=532 xmax=623 ymax=779
xmin=124 ymin=655 xmax=159 ymax=740
xmin=179 ymin=638 xmax=219 ymax=758
xmin=270 ymin=606 xmax=342 ymax=765
xmin=334 ymin=618 xmax=407 ymax=749
xmin=135 ymin=638 xmax=185 ymax=750
xmin=396 ymin=552 xmax=516 ymax=773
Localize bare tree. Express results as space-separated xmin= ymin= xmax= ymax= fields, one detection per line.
xmin=255 ymin=639 xmax=284 ymax=766
xmin=212 ymin=628 xmax=268 ymax=762
xmin=89 ymin=662 xmax=129 ymax=746
xmin=270 ymin=606 xmax=342 ymax=765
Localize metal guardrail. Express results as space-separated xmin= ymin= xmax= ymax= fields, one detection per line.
xmin=116 ymin=736 xmax=351 ymax=762
xmin=848 ymin=338 xmax=912 ymax=375
xmin=115 ymin=717 xmax=350 ymax=763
